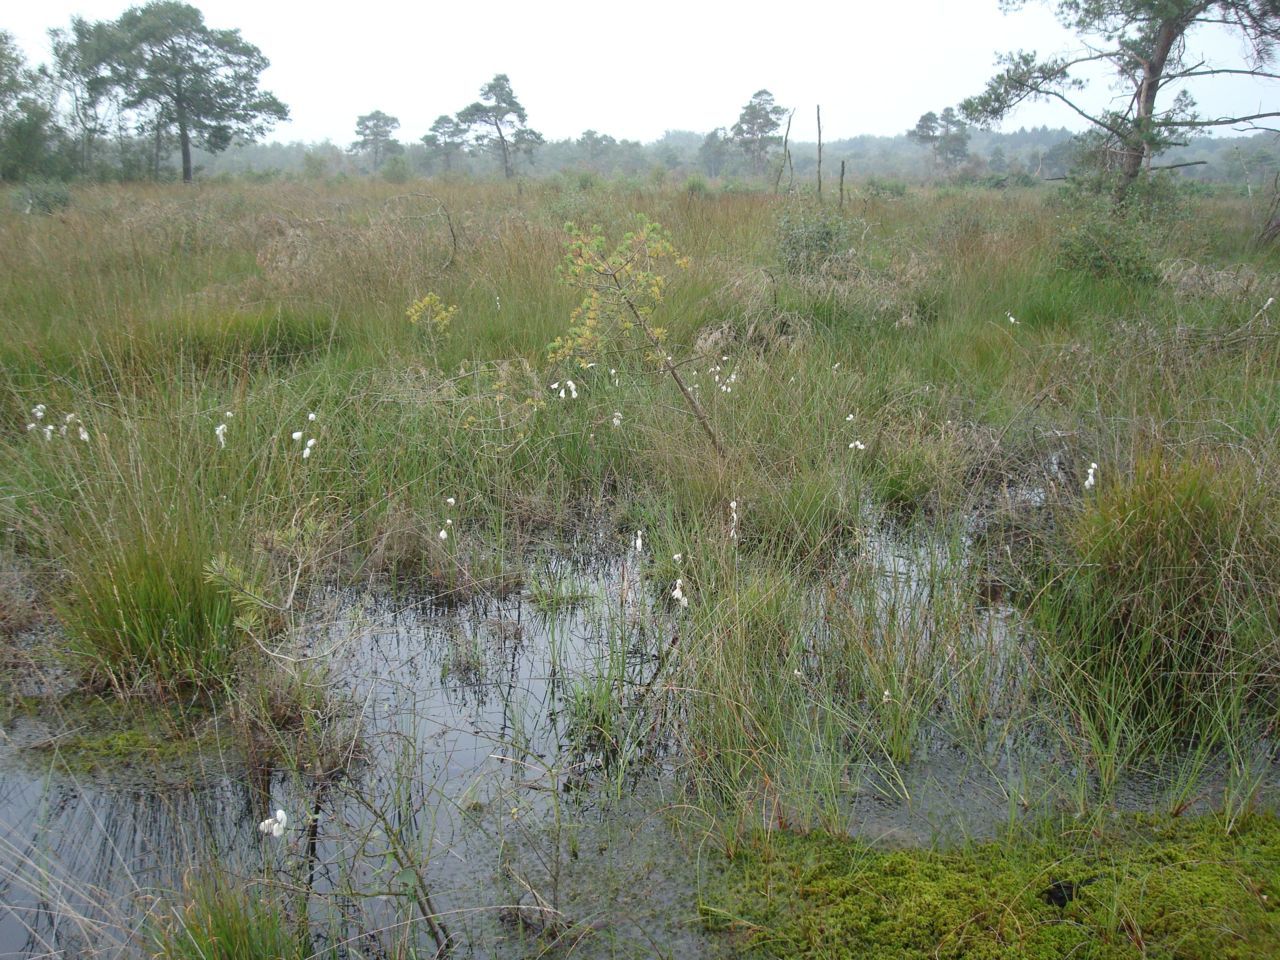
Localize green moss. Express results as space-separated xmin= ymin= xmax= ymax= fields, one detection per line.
xmin=703 ymin=813 xmax=1280 ymax=959
xmin=16 ymin=692 xmax=228 ymax=777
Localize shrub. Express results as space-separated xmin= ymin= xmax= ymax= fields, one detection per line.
xmin=863 ymin=176 xmax=907 ymax=199
xmin=1056 ymin=211 xmax=1158 ymax=283
xmin=12 ymin=180 xmax=71 ymax=214
xmin=775 ymin=201 xmax=854 ymax=274
xmin=685 ymin=173 xmax=709 ymax=197
xmin=380 ymin=155 xmax=411 ymax=184
xmin=301 ymin=150 xmax=328 ymax=179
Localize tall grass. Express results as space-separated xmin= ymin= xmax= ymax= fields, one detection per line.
xmin=1033 ymin=450 xmax=1280 ymax=772
xmin=151 ymin=881 xmax=312 ymax=960
xmin=1 ymin=175 xmax=1277 ymax=807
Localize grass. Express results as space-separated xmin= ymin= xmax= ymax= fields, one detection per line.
xmin=1032 ymin=449 xmax=1280 ymax=766
xmin=151 ymin=880 xmax=312 ymax=960
xmin=0 ymin=174 xmax=1278 ymax=955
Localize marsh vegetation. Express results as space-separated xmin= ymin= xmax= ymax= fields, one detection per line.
xmin=1 ymin=174 xmax=1279 ymax=956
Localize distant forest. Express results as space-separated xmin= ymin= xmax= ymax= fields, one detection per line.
xmin=2 ymin=1 xmax=1278 ymax=193
xmin=189 ymin=126 xmax=1280 ymax=193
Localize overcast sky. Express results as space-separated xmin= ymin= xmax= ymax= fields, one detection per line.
xmin=5 ymin=1 xmax=1277 ymax=145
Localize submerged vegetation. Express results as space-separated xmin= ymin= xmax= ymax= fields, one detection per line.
xmin=1 ymin=174 xmax=1278 ymax=955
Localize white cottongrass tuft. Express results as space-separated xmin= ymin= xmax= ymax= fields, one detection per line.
xmin=849 ymin=440 xmax=866 ymax=451
xmin=671 ymin=578 xmax=689 ymax=608
xmin=611 ymin=411 xmax=622 ymax=428
xmin=291 ymin=431 xmax=303 ymax=441
xmin=438 ymin=528 xmax=448 ymax=541
xmin=1084 ymin=462 xmax=1098 ymax=491
xmin=446 ymin=497 xmax=456 ymax=506
xmin=633 ymin=529 xmax=643 ymax=554
xmin=215 ymin=423 xmax=227 ymax=448
xmin=258 ymin=809 xmax=288 ymax=838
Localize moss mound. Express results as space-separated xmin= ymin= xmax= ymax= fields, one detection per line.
xmin=15 ymin=692 xmax=227 ymax=778
xmin=703 ymin=813 xmax=1280 ymax=959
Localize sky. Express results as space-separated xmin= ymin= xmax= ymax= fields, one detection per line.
xmin=5 ymin=1 xmax=1278 ymax=146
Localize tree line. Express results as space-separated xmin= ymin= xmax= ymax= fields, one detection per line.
xmin=351 ymin=86 xmax=803 ymax=182
xmin=352 ymin=74 xmax=543 ymax=179
xmin=3 ymin=1 xmax=1278 ymax=201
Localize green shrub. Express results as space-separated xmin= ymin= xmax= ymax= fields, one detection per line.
xmin=1058 ymin=154 xmax=1186 ymax=223
xmin=1057 ymin=211 xmax=1158 ymax=282
xmin=380 ymin=155 xmax=411 ymax=184
xmin=301 ymin=150 xmax=328 ymax=179
xmin=12 ymin=180 xmax=71 ymax=214
xmin=775 ymin=200 xmax=854 ymax=274
xmin=863 ymin=176 xmax=907 ymax=199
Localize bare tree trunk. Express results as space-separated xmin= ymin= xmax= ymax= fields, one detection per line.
xmin=1260 ymin=171 xmax=1280 ymax=245
xmin=175 ymin=76 xmax=193 ymax=183
xmin=816 ymin=105 xmax=823 ymax=198
xmin=152 ymin=120 xmax=162 ymax=180
xmin=839 ymin=160 xmax=846 ymax=209
xmin=179 ymin=121 xmax=192 ymax=183
xmin=495 ymin=122 xmax=512 ymax=179
xmin=774 ymin=110 xmax=794 ymax=193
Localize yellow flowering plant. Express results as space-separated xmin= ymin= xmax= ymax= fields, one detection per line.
xmin=552 ymin=216 xmax=723 ymax=458
xmin=406 ymin=292 xmax=458 ymax=345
